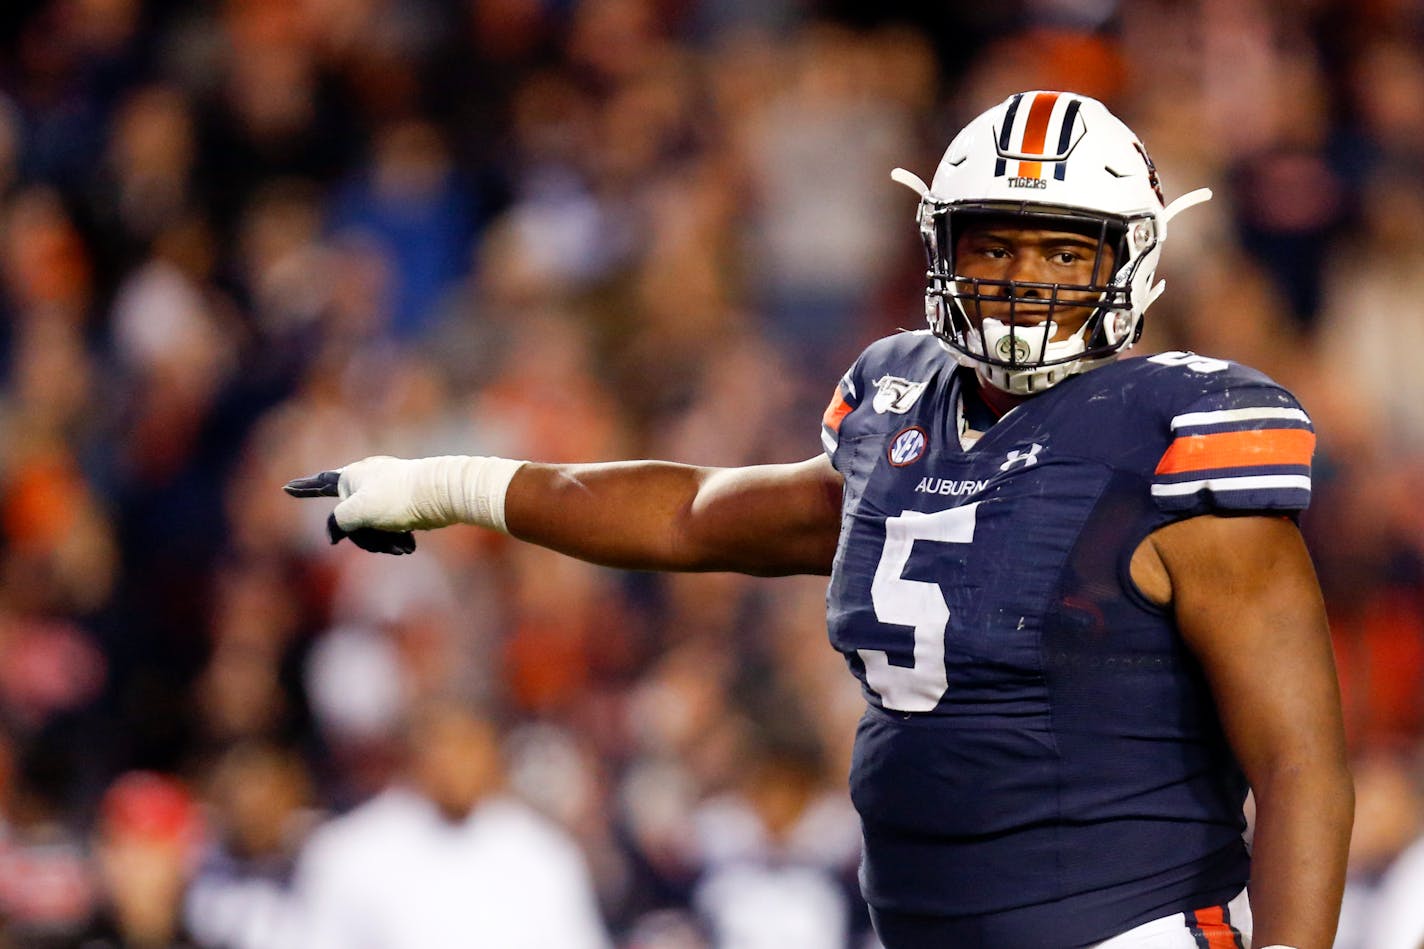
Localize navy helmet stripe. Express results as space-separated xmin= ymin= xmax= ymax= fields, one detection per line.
xmin=1054 ymin=98 xmax=1082 ymax=180
xmin=994 ymin=93 xmax=1024 ymax=177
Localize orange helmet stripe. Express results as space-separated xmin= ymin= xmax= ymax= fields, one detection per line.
xmin=1017 ymin=91 xmax=1061 ymax=179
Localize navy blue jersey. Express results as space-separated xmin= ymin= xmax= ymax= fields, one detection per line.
xmin=819 ymin=332 xmax=1314 ymax=948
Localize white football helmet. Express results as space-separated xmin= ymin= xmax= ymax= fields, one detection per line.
xmin=893 ymin=91 xmax=1212 ymax=395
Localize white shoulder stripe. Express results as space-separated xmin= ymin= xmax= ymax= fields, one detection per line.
xmin=1170 ymin=407 xmax=1310 ymax=431
xmin=1151 ymin=474 xmax=1312 ymax=497
xmin=821 ymin=428 xmax=839 ymax=456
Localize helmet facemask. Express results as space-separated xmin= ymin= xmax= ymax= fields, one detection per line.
xmin=920 ymin=202 xmax=1154 ymax=395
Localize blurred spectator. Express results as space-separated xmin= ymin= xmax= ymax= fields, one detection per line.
xmin=290 ymin=696 xmax=611 ymax=948
xmin=90 ymin=84 xmax=203 ymax=267
xmin=326 ymin=118 xmax=480 ymax=341
xmin=742 ymin=23 xmax=920 ymax=373
xmin=1335 ymin=749 xmax=1424 ymax=949
xmin=82 ymin=770 xmax=204 ymax=949
xmin=1359 ymin=825 xmax=1424 ymax=949
xmin=1227 ymin=51 xmax=1348 ymax=327
xmin=1316 ymin=173 xmax=1424 ymax=450
xmin=689 ymin=719 xmax=868 ymax=948
xmin=0 ymin=736 xmax=98 ymax=948
xmin=189 ymin=561 xmax=308 ymax=754
xmin=0 ymin=94 xmax=21 ymax=195
xmin=0 ymin=187 xmax=95 ymax=327
xmin=194 ymin=0 xmax=359 ymax=233
xmin=183 ymin=741 xmax=316 ymax=949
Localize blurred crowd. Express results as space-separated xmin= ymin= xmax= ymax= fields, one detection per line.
xmin=2 ymin=0 xmax=1424 ymax=946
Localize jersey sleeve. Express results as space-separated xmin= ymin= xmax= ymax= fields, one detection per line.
xmin=820 ymin=361 xmax=863 ymax=465
xmin=1150 ymin=383 xmax=1315 ymax=516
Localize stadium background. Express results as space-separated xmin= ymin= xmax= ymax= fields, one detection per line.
xmin=0 ymin=0 xmax=1421 ymax=946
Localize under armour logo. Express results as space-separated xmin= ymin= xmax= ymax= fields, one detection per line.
xmin=1000 ymin=443 xmax=1043 ymax=471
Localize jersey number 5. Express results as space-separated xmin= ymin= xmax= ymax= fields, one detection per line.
xmin=862 ymin=503 xmax=979 ymax=712
xmin=1147 ymin=351 xmax=1229 ymax=373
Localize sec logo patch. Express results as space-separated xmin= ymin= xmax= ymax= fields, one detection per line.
xmin=888 ymin=426 xmax=928 ymax=466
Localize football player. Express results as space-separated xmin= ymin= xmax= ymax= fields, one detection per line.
xmin=287 ymin=92 xmax=1351 ymax=949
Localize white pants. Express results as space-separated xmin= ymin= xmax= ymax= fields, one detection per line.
xmin=1091 ymin=889 xmax=1253 ymax=948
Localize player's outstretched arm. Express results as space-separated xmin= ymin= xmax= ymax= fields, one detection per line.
xmin=286 ymin=454 xmax=844 ymax=577
xmin=505 ymin=457 xmax=843 ymax=576
xmin=1145 ymin=515 xmax=1353 ymax=949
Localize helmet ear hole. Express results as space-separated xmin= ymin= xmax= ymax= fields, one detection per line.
xmin=1098 ymin=309 xmax=1136 ymax=348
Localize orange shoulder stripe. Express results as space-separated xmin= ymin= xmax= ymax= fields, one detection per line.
xmin=822 ymin=389 xmax=853 ymax=433
xmin=1155 ymin=427 xmax=1315 ymax=475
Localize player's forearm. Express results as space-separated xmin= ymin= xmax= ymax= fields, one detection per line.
xmin=504 ymin=461 xmax=710 ymax=570
xmin=506 ymin=460 xmax=839 ymax=576
xmin=1245 ymin=761 xmax=1354 ymax=949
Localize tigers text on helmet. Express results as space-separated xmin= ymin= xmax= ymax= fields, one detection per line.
xmin=892 ymin=91 xmax=1212 ymax=395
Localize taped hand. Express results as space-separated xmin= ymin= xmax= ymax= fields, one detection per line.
xmin=283 ymin=469 xmax=417 ymax=555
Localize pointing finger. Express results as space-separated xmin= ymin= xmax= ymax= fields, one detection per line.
xmin=284 ymin=471 xmax=342 ymax=498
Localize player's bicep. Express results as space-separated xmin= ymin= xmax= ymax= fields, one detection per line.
xmin=688 ymin=455 xmax=844 ymax=576
xmin=1150 ymin=515 xmax=1345 ymax=776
